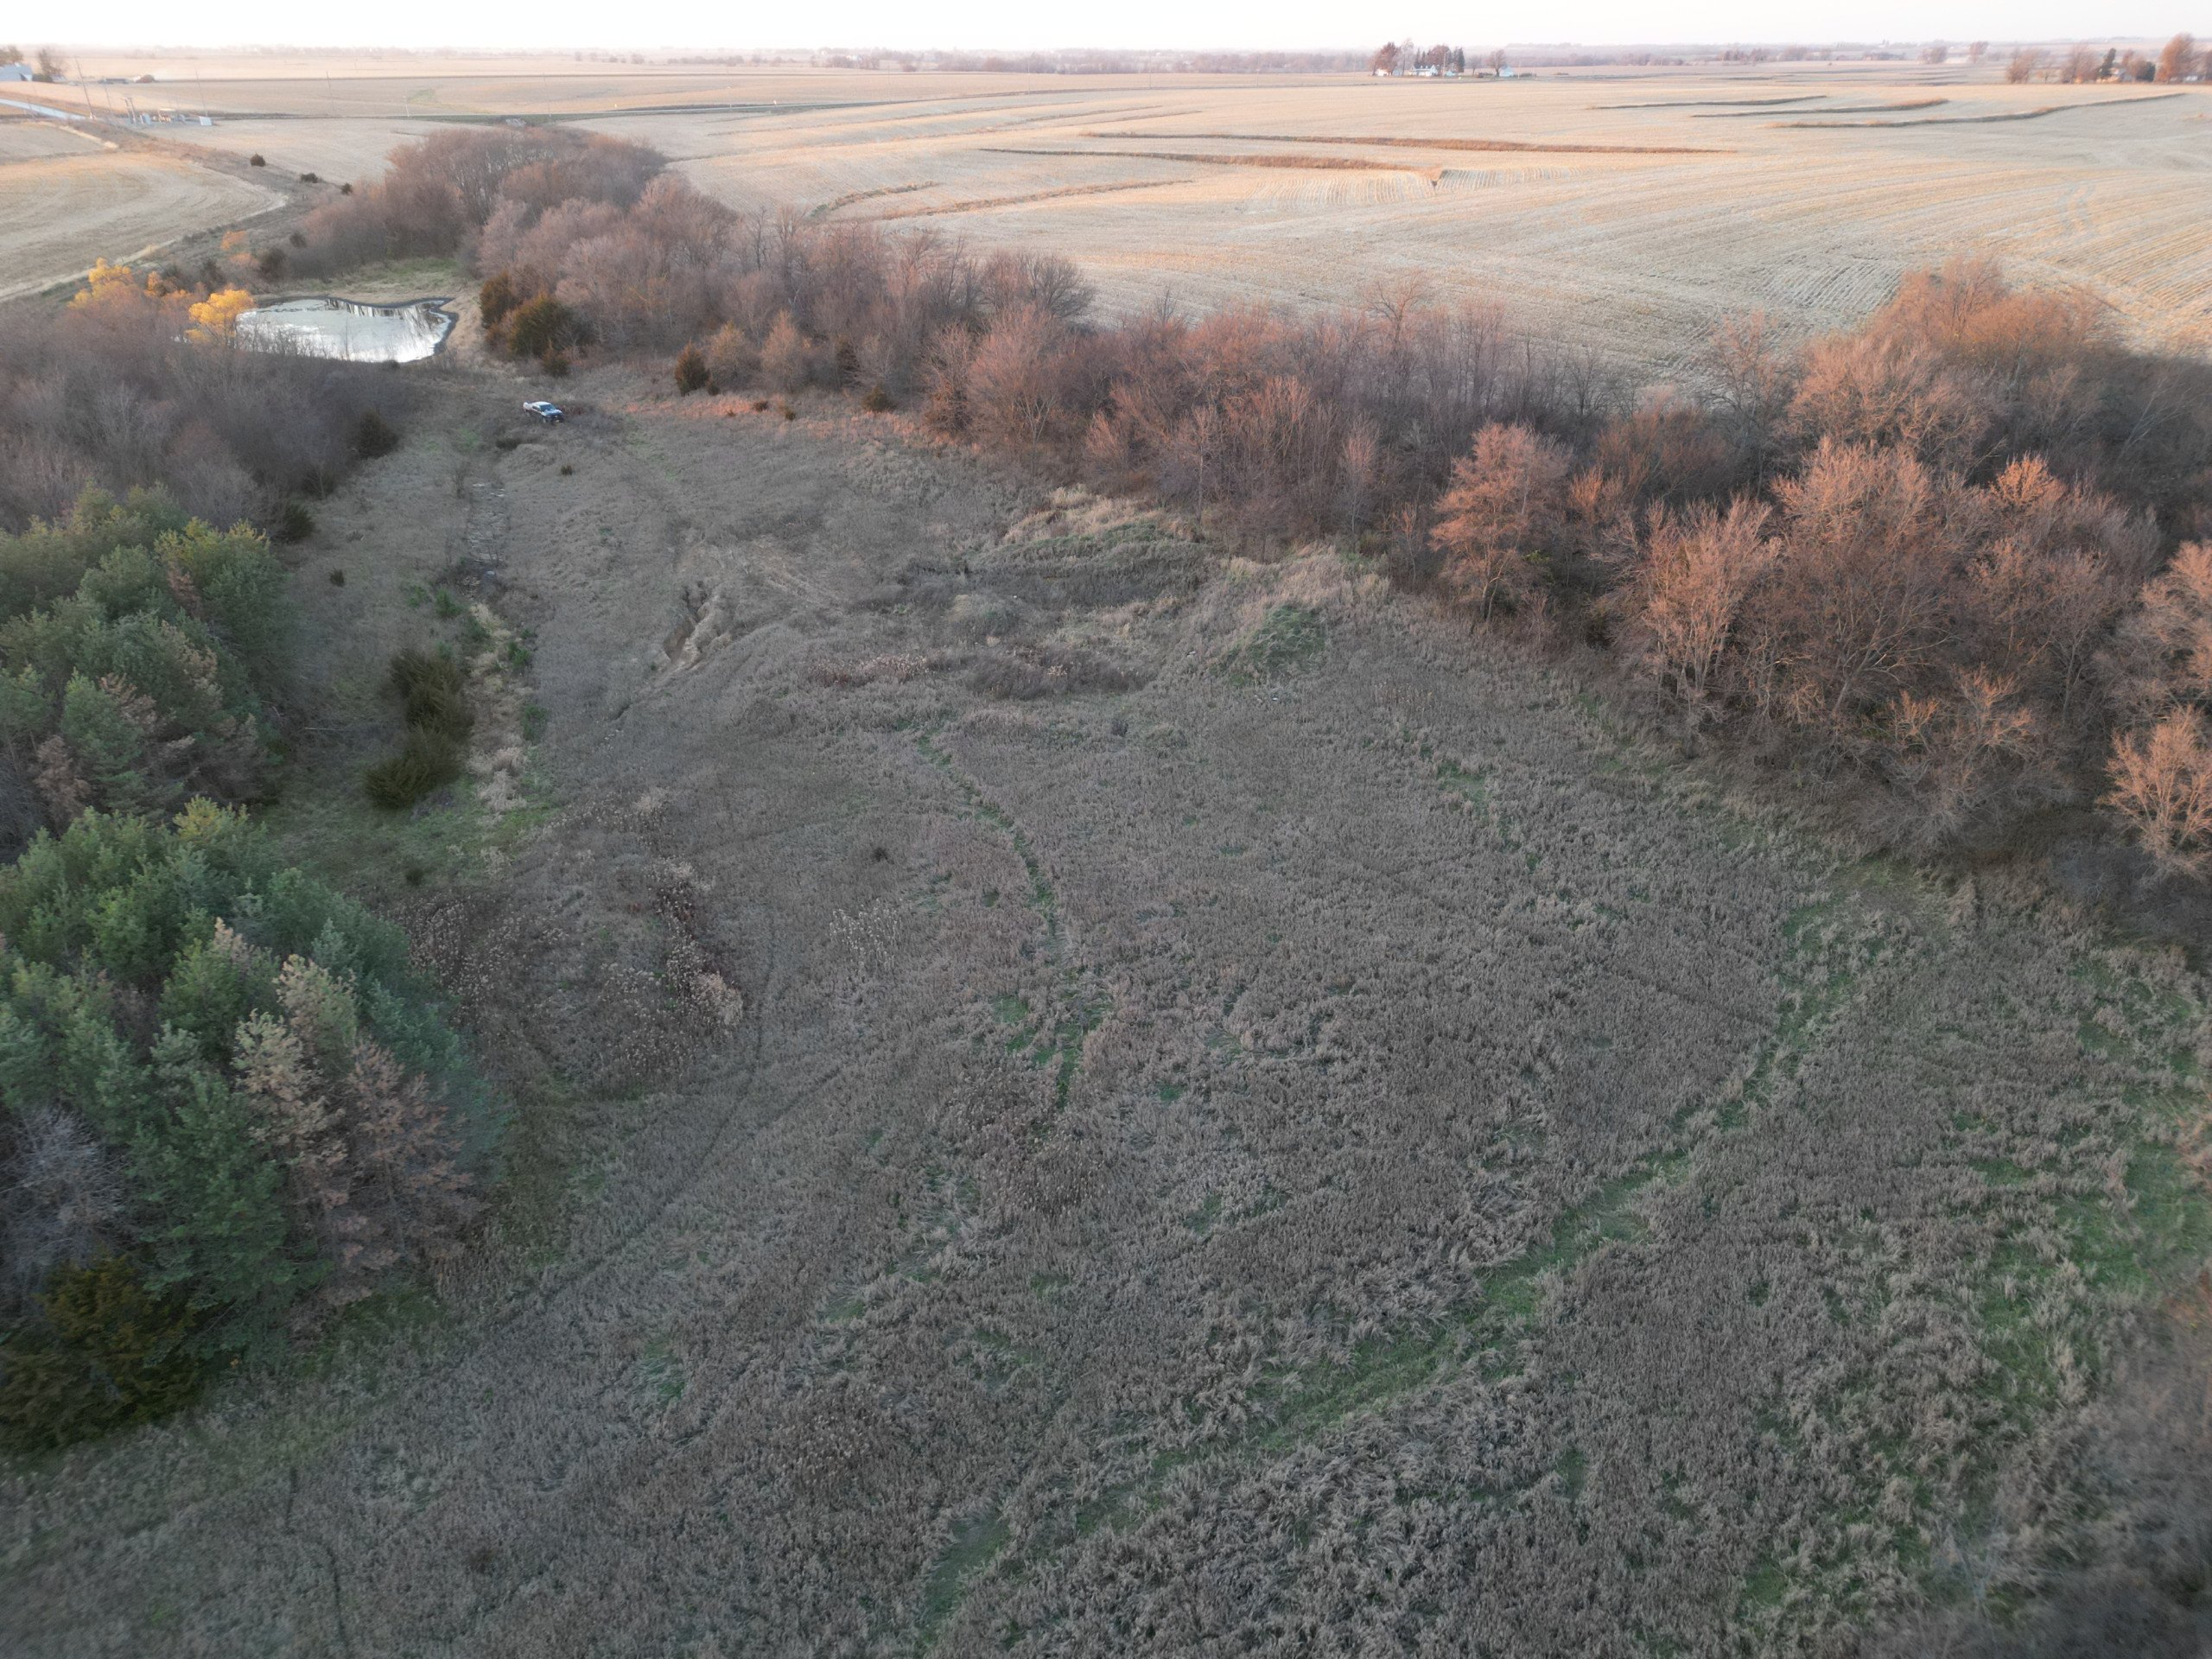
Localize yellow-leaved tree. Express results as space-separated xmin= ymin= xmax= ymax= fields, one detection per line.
xmin=67 ymin=257 xmax=159 ymax=314
xmin=188 ymin=288 xmax=255 ymax=343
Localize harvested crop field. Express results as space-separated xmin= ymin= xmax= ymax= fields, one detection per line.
xmin=0 ymin=122 xmax=103 ymax=163
xmin=650 ymin=76 xmax=2212 ymax=372
xmin=0 ymin=135 xmax=278 ymax=302
xmin=156 ymin=116 xmax=455 ymax=186
xmin=24 ymin=60 xmax=2212 ymax=369
xmin=4 ymin=367 xmax=2207 ymax=1656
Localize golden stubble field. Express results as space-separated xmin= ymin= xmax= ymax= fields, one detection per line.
xmin=0 ymin=119 xmax=278 ymax=302
xmin=22 ymin=54 xmax=2212 ymax=372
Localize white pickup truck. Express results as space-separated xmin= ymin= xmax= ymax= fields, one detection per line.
xmin=522 ymin=400 xmax=565 ymax=424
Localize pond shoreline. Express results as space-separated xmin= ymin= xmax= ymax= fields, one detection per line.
xmin=238 ymin=293 xmax=457 ymax=362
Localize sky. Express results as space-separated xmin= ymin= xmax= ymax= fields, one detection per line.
xmin=38 ymin=1 xmax=2188 ymax=53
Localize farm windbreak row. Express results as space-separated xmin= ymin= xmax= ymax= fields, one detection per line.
xmin=0 ymin=257 xmax=494 ymax=1444
xmin=298 ymin=124 xmax=2212 ymax=880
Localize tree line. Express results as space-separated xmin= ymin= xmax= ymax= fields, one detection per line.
xmin=0 ymin=493 xmax=497 ymax=1449
xmin=2006 ymin=35 xmax=2202 ymax=83
xmin=162 ymin=127 xmax=2212 ymax=884
xmin=0 ymin=250 xmax=494 ymax=1448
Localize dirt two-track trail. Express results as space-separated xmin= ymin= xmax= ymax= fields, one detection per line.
xmin=5 ymin=370 xmax=2206 ymax=1657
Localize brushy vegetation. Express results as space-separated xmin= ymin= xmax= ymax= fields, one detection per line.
xmin=3 ymin=304 xmax=2211 ymax=1652
xmin=0 ymin=804 xmax=493 ymax=1449
xmin=362 ymin=649 xmax=473 ymax=810
xmin=0 ymin=260 xmax=407 ymax=534
xmin=353 ymin=409 xmax=401 ymax=461
xmin=360 ymin=726 xmax=464 ymax=811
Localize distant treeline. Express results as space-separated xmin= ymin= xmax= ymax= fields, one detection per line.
xmin=287 ymin=127 xmax=2212 ymax=879
xmin=655 ymin=44 xmax=2032 ymax=72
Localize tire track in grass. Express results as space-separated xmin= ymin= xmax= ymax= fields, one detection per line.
xmin=903 ymin=719 xmax=1109 ymax=1649
xmin=910 ymin=722 xmax=1112 ymax=1121
xmin=919 ymin=743 xmax=1905 ymax=1641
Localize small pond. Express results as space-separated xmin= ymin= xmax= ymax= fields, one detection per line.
xmin=237 ymin=296 xmax=454 ymax=363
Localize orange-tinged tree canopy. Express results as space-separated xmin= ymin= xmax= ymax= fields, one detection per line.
xmin=188 ymin=288 xmax=255 ymax=343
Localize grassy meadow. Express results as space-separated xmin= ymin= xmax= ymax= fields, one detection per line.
xmin=3 ymin=374 xmax=2209 ymax=1653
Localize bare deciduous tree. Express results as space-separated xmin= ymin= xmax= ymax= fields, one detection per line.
xmin=1624 ymin=497 xmax=1777 ymax=698
xmin=2104 ymin=543 xmax=2212 ymax=725
xmin=1430 ymin=423 xmax=1572 ymax=620
xmin=2107 ymin=710 xmax=2212 ymax=873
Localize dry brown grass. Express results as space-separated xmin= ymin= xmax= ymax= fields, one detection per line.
xmin=3 ymin=365 xmax=2208 ymax=1656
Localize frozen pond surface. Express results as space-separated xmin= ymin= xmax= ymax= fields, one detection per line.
xmin=237 ymin=296 xmax=454 ymax=362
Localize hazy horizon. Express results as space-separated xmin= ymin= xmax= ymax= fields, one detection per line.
xmin=24 ymin=3 xmax=2202 ymax=56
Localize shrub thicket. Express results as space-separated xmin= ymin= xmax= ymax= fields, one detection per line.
xmin=0 ymin=262 xmax=408 ymax=532
xmin=506 ymin=295 xmax=579 ymax=364
xmin=0 ymin=804 xmax=493 ymax=1444
xmin=363 ymin=648 xmax=472 ymax=810
xmin=274 ymin=501 xmax=315 ymax=543
xmin=478 ymin=271 xmax=520 ymax=333
xmin=0 ymin=1256 xmax=202 ymax=1450
xmin=362 ymin=728 xmax=463 ymax=809
xmin=353 ymin=409 xmax=401 ymax=459
xmin=288 ymin=127 xmax=663 ymax=280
